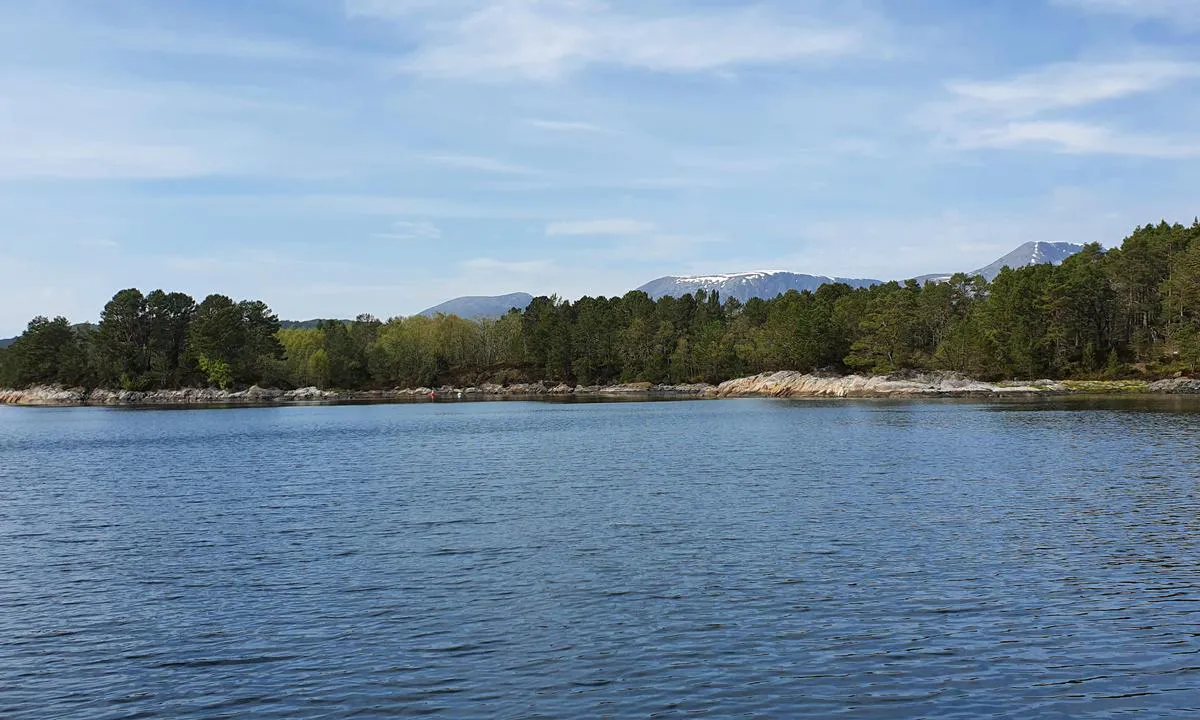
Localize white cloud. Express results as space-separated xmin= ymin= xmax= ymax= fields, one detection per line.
xmin=546 ymin=218 xmax=654 ymax=236
xmin=603 ymin=234 xmax=723 ymax=262
xmin=0 ymin=142 xmax=224 ymax=181
xmin=0 ymin=69 xmax=372 ymax=181
xmin=529 ymin=119 xmax=610 ymax=133
xmin=353 ymin=0 xmax=869 ymax=81
xmin=90 ymin=27 xmax=332 ymax=62
xmin=0 ymin=7 xmax=390 ymax=183
xmin=0 ymin=77 xmax=245 ymax=180
xmin=344 ymin=0 xmax=470 ymax=17
xmin=373 ymin=220 xmax=442 ymax=241
xmin=922 ymin=59 xmax=1200 ymax=157
xmin=944 ymin=60 xmax=1200 ymax=116
xmin=963 ymin=120 xmax=1200 ymax=158
xmin=79 ymin=238 xmax=120 ymax=250
xmin=461 ymin=257 xmax=555 ymax=275
xmin=423 ymin=154 xmax=538 ymax=174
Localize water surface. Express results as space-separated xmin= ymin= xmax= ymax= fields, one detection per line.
xmin=2 ymin=397 xmax=1200 ymax=718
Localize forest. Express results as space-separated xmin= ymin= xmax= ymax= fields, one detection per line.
xmin=3 ymin=220 xmax=1200 ymax=391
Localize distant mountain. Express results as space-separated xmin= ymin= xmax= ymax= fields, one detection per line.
xmin=636 ymin=272 xmax=881 ymax=302
xmin=1 ymin=242 xmax=1086 ymax=344
xmin=1 ymin=323 xmax=96 ymax=349
xmin=910 ymin=273 xmax=954 ymax=284
xmin=632 ymin=242 xmax=1086 ymax=302
xmin=969 ymin=241 xmax=1085 ymax=280
xmin=418 ymin=292 xmax=534 ymax=319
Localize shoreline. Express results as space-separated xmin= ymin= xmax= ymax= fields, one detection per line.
xmin=4 ymin=372 xmax=1200 ymax=407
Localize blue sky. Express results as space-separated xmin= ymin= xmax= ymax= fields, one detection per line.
xmin=3 ymin=0 xmax=1200 ymax=333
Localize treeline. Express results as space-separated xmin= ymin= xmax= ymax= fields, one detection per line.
xmin=0 ymin=290 xmax=283 ymax=390
xmin=3 ymin=220 xmax=1200 ymax=390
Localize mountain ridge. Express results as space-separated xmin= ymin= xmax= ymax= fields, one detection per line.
xmin=0 ymin=242 xmax=1088 ymax=341
xmin=970 ymin=241 xmax=1084 ymax=280
xmin=636 ymin=271 xmax=880 ymax=302
xmin=418 ymin=292 xmax=534 ymax=320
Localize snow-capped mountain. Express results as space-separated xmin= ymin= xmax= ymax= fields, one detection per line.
xmin=411 ymin=241 xmax=1089 ymax=318
xmin=636 ymin=242 xmax=1087 ymax=301
xmin=636 ymin=272 xmax=880 ymax=302
xmin=969 ymin=241 xmax=1085 ymax=280
xmin=418 ymin=292 xmax=533 ymax=319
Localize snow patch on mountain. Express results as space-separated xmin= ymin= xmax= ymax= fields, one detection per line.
xmin=970 ymin=241 xmax=1085 ymax=280
xmin=637 ymin=272 xmax=881 ymax=302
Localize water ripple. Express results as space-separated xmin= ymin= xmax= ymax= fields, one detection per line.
xmin=2 ymin=397 xmax=1200 ymax=717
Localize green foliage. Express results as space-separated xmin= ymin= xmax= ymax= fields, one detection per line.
xmin=94 ymin=288 xmax=150 ymax=387
xmin=369 ymin=317 xmax=440 ymax=388
xmin=6 ymin=316 xmax=89 ymax=387
xmin=187 ymin=294 xmax=243 ymax=374
xmin=7 ymin=219 xmax=1200 ymax=391
xmin=1 ymin=288 xmax=285 ymax=391
xmin=198 ymin=356 xmax=234 ymax=390
xmin=0 ymin=346 xmax=12 ymax=387
xmin=278 ymin=328 xmax=327 ymax=387
xmin=146 ymin=290 xmax=196 ymax=387
xmin=187 ymin=294 xmax=283 ymax=386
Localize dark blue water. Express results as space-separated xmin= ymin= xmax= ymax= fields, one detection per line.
xmin=2 ymin=398 xmax=1200 ymax=718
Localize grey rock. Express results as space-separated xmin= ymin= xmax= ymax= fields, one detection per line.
xmin=1148 ymin=378 xmax=1200 ymax=394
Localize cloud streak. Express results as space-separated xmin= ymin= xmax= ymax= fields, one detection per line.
xmin=373 ymin=220 xmax=443 ymax=241
xmin=961 ymin=120 xmax=1200 ymax=158
xmin=945 ymin=60 xmax=1200 ymax=115
xmin=423 ymin=154 xmax=539 ymax=175
xmin=529 ymin=119 xmax=611 ymax=133
xmin=922 ymin=59 xmax=1200 ymax=157
xmin=546 ymin=219 xmax=654 ymax=237
xmin=352 ymin=0 xmax=871 ymax=81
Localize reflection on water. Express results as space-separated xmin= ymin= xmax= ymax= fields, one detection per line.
xmin=2 ymin=397 xmax=1199 ymax=718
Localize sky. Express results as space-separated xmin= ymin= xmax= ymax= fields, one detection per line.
xmin=2 ymin=0 xmax=1200 ymax=333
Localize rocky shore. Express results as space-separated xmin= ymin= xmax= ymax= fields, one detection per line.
xmin=1146 ymin=378 xmax=1200 ymax=394
xmin=3 ymin=371 xmax=1199 ymax=407
xmin=713 ymin=371 xmax=1064 ymax=398
xmin=0 ymin=381 xmax=716 ymax=407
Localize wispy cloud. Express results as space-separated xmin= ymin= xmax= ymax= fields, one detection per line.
xmin=78 ymin=238 xmax=120 ymax=250
xmin=0 ymin=69 xmax=368 ymax=181
xmin=461 ymin=257 xmax=555 ymax=275
xmin=423 ymin=153 xmax=538 ymax=174
xmin=0 ymin=141 xmax=224 ymax=181
xmin=922 ymin=59 xmax=1200 ymax=157
xmin=602 ymin=233 xmax=723 ymax=262
xmin=372 ymin=220 xmax=442 ymax=241
xmin=7 ymin=0 xmax=1200 ymax=335
xmin=960 ymin=120 xmax=1200 ymax=158
xmin=233 ymin=194 xmax=553 ymax=220
xmin=546 ymin=219 xmax=654 ymax=237
xmin=351 ymin=0 xmax=872 ymax=81
xmin=944 ymin=60 xmax=1200 ymax=115
xmin=529 ymin=119 xmax=610 ymax=133
xmin=89 ymin=27 xmax=334 ymax=62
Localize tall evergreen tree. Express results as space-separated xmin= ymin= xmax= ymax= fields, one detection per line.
xmin=95 ymin=289 xmax=150 ymax=389
xmin=7 ymin=316 xmax=89 ymax=387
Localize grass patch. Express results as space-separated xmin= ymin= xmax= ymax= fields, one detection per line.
xmin=1059 ymin=380 xmax=1149 ymax=393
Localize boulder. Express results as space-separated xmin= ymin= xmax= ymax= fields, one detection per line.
xmin=1148 ymin=378 xmax=1200 ymax=394
xmin=245 ymin=385 xmax=283 ymax=401
xmin=715 ymin=371 xmax=1051 ymax=398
